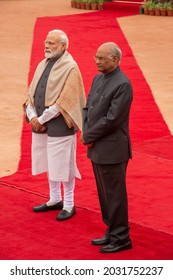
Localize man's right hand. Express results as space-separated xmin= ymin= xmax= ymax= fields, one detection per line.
xmin=79 ymin=132 xmax=94 ymax=147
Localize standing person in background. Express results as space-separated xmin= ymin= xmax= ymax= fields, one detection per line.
xmin=80 ymin=42 xmax=133 ymax=253
xmin=24 ymin=29 xmax=86 ymax=221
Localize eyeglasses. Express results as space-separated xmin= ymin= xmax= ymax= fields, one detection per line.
xmin=94 ymin=56 xmax=108 ymax=62
xmin=94 ymin=55 xmax=116 ymax=62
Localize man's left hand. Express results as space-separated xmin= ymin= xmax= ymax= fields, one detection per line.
xmin=31 ymin=117 xmax=46 ymax=132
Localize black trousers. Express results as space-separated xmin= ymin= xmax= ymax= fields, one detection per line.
xmin=91 ymin=160 xmax=130 ymax=245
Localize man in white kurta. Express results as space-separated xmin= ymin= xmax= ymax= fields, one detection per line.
xmin=24 ymin=29 xmax=86 ymax=221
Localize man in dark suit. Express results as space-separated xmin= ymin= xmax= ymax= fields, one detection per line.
xmin=80 ymin=42 xmax=133 ymax=253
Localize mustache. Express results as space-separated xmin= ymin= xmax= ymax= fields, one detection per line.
xmin=44 ymin=48 xmax=52 ymax=53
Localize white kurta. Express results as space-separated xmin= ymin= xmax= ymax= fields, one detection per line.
xmin=32 ymin=133 xmax=81 ymax=182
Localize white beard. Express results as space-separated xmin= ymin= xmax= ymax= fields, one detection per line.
xmin=44 ymin=49 xmax=61 ymax=59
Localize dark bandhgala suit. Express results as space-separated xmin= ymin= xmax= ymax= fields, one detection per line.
xmin=83 ymin=66 xmax=133 ymax=246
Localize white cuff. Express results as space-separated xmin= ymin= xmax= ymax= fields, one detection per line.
xmin=38 ymin=104 xmax=60 ymax=125
xmin=26 ymin=105 xmax=37 ymax=121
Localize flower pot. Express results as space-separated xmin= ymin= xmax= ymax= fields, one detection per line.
xmin=76 ymin=3 xmax=81 ymax=9
xmin=98 ymin=4 xmax=103 ymax=11
xmin=144 ymin=8 xmax=149 ymax=15
xmin=71 ymin=1 xmax=77 ymax=8
xmin=85 ymin=3 xmax=91 ymax=10
xmin=149 ymin=9 xmax=155 ymax=16
xmin=80 ymin=3 xmax=86 ymax=9
xmin=167 ymin=10 xmax=173 ymax=16
xmin=91 ymin=3 xmax=98 ymax=10
xmin=160 ymin=9 xmax=167 ymax=16
xmin=155 ymin=9 xmax=160 ymax=16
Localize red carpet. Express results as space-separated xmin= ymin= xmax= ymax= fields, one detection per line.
xmin=103 ymin=1 xmax=142 ymax=12
xmin=0 ymin=3 xmax=173 ymax=260
xmin=0 ymin=184 xmax=173 ymax=260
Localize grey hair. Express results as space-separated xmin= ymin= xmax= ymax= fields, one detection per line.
xmin=48 ymin=29 xmax=69 ymax=49
xmin=110 ymin=44 xmax=122 ymax=60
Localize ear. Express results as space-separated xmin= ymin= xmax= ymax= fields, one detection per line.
xmin=113 ymin=56 xmax=118 ymax=62
xmin=61 ymin=42 xmax=67 ymax=50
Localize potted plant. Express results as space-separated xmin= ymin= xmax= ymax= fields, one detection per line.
xmin=141 ymin=1 xmax=150 ymax=15
xmin=166 ymin=2 xmax=173 ymax=16
xmin=76 ymin=0 xmax=81 ymax=9
xmin=154 ymin=3 xmax=161 ymax=16
xmin=160 ymin=2 xmax=167 ymax=16
xmin=80 ymin=0 xmax=87 ymax=9
xmin=85 ymin=0 xmax=91 ymax=10
xmin=89 ymin=0 xmax=98 ymax=10
xmin=98 ymin=0 xmax=104 ymax=10
xmin=71 ymin=0 xmax=77 ymax=8
xmin=148 ymin=1 xmax=155 ymax=15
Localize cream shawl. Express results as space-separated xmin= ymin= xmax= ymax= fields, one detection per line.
xmin=25 ymin=51 xmax=86 ymax=131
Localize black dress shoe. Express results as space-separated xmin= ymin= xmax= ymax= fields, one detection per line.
xmin=100 ymin=240 xmax=132 ymax=253
xmin=33 ymin=201 xmax=63 ymax=212
xmin=92 ymin=235 xmax=110 ymax=246
xmin=56 ymin=206 xmax=76 ymax=221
